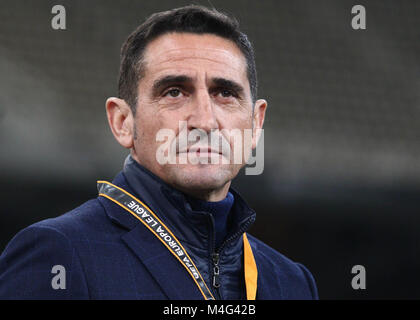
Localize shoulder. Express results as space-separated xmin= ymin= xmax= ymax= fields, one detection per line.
xmin=246 ymin=233 xmax=308 ymax=274
xmin=28 ymin=198 xmax=108 ymax=239
xmin=246 ymin=233 xmax=319 ymax=299
xmin=0 ymin=197 xmax=112 ymax=271
xmin=2 ymin=199 xmax=105 ymax=250
xmin=0 ymin=199 xmax=105 ymax=299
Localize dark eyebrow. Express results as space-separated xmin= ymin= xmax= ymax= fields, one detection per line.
xmin=211 ymin=77 xmax=245 ymax=96
xmin=152 ymin=75 xmax=193 ymax=96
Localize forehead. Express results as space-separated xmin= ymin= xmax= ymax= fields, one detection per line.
xmin=141 ymin=33 xmax=248 ymax=84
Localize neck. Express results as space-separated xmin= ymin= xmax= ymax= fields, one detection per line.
xmin=174 ymin=182 xmax=231 ymax=202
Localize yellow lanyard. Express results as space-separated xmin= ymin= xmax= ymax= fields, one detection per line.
xmin=98 ymin=180 xmax=258 ymax=300
xmin=243 ymin=233 xmax=258 ymax=300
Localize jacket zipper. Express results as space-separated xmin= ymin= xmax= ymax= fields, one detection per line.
xmin=210 ymin=215 xmax=256 ymax=300
xmin=212 ymin=253 xmax=221 ymax=289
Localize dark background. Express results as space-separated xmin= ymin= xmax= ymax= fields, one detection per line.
xmin=1 ymin=0 xmax=419 ymax=299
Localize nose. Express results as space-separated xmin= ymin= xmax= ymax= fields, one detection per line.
xmin=186 ymin=88 xmax=219 ymax=133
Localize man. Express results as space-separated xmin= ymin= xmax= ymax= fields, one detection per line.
xmin=0 ymin=5 xmax=318 ymax=300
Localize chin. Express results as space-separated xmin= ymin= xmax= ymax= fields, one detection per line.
xmin=166 ymin=164 xmax=235 ymax=192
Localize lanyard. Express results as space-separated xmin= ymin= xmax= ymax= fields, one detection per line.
xmin=97 ymin=180 xmax=258 ymax=300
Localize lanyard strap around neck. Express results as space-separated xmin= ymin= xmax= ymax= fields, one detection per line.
xmin=97 ymin=180 xmax=258 ymax=300
xmin=243 ymin=233 xmax=258 ymax=300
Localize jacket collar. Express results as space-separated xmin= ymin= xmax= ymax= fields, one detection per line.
xmin=120 ymin=155 xmax=256 ymax=249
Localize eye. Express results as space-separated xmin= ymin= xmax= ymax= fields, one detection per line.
xmin=218 ymin=89 xmax=235 ymax=98
xmin=221 ymin=90 xmax=232 ymax=97
xmin=164 ymin=88 xmax=182 ymax=98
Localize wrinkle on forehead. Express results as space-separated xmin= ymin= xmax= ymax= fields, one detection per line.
xmin=152 ymin=54 xmax=241 ymax=70
xmin=142 ymin=33 xmax=247 ymax=78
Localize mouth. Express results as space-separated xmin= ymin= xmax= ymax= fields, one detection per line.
xmin=178 ymin=146 xmax=223 ymax=156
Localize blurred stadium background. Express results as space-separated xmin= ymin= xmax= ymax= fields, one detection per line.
xmin=0 ymin=0 xmax=419 ymax=299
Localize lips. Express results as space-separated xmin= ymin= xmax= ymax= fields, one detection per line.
xmin=186 ymin=146 xmax=222 ymax=155
xmin=176 ymin=145 xmax=224 ymax=156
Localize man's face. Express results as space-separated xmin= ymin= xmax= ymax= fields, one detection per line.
xmin=130 ymin=32 xmax=265 ymax=198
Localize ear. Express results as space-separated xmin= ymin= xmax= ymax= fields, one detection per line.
xmin=252 ymin=99 xmax=267 ymax=149
xmin=105 ymin=97 xmax=135 ymax=149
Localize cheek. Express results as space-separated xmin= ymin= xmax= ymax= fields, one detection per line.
xmin=215 ymin=104 xmax=253 ymax=124
xmin=222 ymin=114 xmax=253 ymax=131
xmin=221 ymin=119 xmax=254 ymax=158
xmin=133 ymin=113 xmax=156 ymax=146
xmin=134 ymin=111 xmax=180 ymax=150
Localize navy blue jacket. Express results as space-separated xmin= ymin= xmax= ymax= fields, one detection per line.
xmin=0 ymin=160 xmax=318 ymax=300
